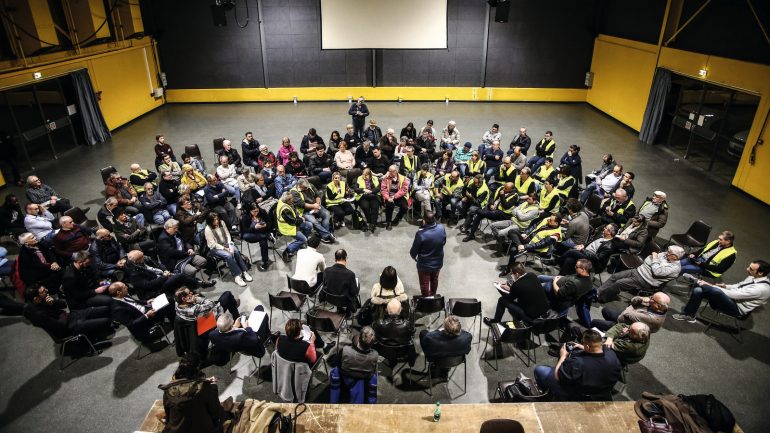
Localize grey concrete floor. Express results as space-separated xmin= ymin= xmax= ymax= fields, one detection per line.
xmin=1 ymin=102 xmax=769 ymax=433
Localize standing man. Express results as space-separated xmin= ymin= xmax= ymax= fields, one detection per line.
xmin=348 ymin=96 xmax=369 ymax=139
xmin=410 ymin=212 xmax=446 ymax=297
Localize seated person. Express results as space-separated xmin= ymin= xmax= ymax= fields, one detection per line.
xmin=419 ymin=316 xmax=472 ymax=376
xmin=180 ymin=164 xmax=208 ymax=194
xmin=527 ymin=132 xmax=556 ymax=174
xmin=157 ymin=219 xmax=214 ymax=282
xmin=534 ymin=329 xmax=622 ymax=401
xmin=326 ymin=172 xmax=356 ymax=228
xmin=203 ymin=175 xmax=237 ymax=230
xmin=284 ymin=153 xmax=307 ymax=178
xmin=240 ymin=204 xmax=272 ymax=272
xmin=276 ymin=318 xmax=326 ymax=366
xmin=175 ymin=197 xmax=210 ymax=244
xmin=636 ymin=191 xmax=668 ymax=239
xmin=370 ymin=266 xmax=407 ymax=306
xmin=597 ymin=245 xmax=685 ymax=303
xmin=580 ymin=164 xmax=622 ymax=203
xmin=490 ymin=156 xmax=517 ymax=191
xmin=603 ymin=322 xmax=650 ymax=365
xmin=538 ymin=178 xmax=562 ymax=216
xmin=558 ymin=223 xmax=617 ymax=275
xmin=459 ymin=174 xmax=490 ymax=222
xmin=532 ymin=157 xmax=557 ymax=184
xmin=584 ymin=153 xmax=616 ymax=185
xmin=679 ymin=230 xmax=737 ymax=279
xmin=174 ymin=287 xmax=240 ymax=324
xmin=354 ymin=140 xmax=375 ymax=169
xmin=433 ymin=169 xmax=464 ymax=224
xmin=61 ymin=251 xmax=113 ymax=310
xmin=113 ymin=208 xmax=155 ymax=254
xmin=292 ymin=179 xmax=335 ymax=243
xmin=257 ymin=144 xmax=277 ymax=170
xmin=204 ymin=213 xmax=252 ymax=287
xmin=434 ymin=150 xmax=455 ymax=178
xmin=367 ymin=148 xmax=391 ymax=177
xmin=611 ymin=171 xmax=635 ymax=199
xmin=499 ymin=214 xmax=562 ymax=277
xmin=340 ymin=326 xmax=379 ymax=380
xmin=274 ymin=164 xmax=299 ymax=198
xmin=24 ymin=284 xmax=112 ymax=341
xmin=125 ymin=250 xmax=198 ymax=299
xmin=181 ymin=153 xmax=207 ymax=177
xmin=673 ymin=260 xmax=770 ymax=323
xmin=217 ymin=139 xmax=242 ymax=169
xmin=322 ymin=249 xmax=360 ymax=314
xmin=159 ymin=354 xmax=231 ymax=433
xmin=560 ymin=199 xmax=590 ymax=249
xmin=0 ymin=194 xmax=26 ymax=237
xmin=307 ymin=145 xmax=334 ymax=184
xmin=24 ymin=202 xmax=57 ymax=245
xmin=380 ymin=165 xmax=409 ymax=229
xmin=490 ymin=192 xmax=539 ymax=251
xmin=109 ymin=281 xmax=171 ymax=346
xmin=352 ymin=168 xmax=381 ymax=232
xmin=466 ymin=151 xmax=486 ymax=178
xmin=590 ymin=292 xmax=670 ymax=333
xmin=18 ymin=232 xmax=63 ymax=292
xmin=52 ymin=216 xmax=94 ymax=263
xmin=158 ymin=154 xmax=182 ymax=179
xmin=373 ymin=299 xmax=416 ymax=366
xmin=128 ymin=163 xmax=157 ymax=195
xmin=292 ymin=235 xmax=325 ymax=290
xmin=411 ymin=164 xmax=435 ymax=218
xmin=89 ymin=228 xmax=126 ymax=279
xmin=105 ymin=171 xmax=142 ymax=217
xmin=482 ymin=141 xmax=504 ymax=180
xmin=209 ymin=306 xmax=271 ymax=358
xmin=608 ymin=215 xmax=648 ymax=256
xmin=512 ymin=167 xmax=536 ymax=199
xmin=591 ymin=188 xmax=635 ymax=228
xmin=539 ymin=259 xmax=593 ymax=313
xmin=216 ymin=156 xmax=242 ymax=203
xmin=461 ymin=181 xmax=517 ymax=242
xmin=158 ymin=171 xmax=181 ymax=215
xmin=139 ymin=183 xmax=171 ymax=225
xmin=276 ymin=192 xmax=314 ymax=262
xmin=485 ymin=263 xmax=550 ymax=324
xmin=25 ymin=175 xmax=73 ymax=214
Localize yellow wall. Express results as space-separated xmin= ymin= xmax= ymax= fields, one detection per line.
xmin=586 ymin=35 xmax=658 ymax=131
xmin=165 ymin=87 xmax=587 ymax=103
xmin=0 ymin=40 xmax=164 ymax=131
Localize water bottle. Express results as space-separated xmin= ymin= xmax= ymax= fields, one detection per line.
xmin=433 ymin=402 xmax=441 ymax=422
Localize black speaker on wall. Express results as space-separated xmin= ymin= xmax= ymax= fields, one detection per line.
xmin=211 ymin=5 xmax=227 ymax=27
xmin=495 ymin=0 xmax=511 ymax=23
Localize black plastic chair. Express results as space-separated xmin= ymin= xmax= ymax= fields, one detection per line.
xmin=615 ymin=240 xmax=660 ymax=273
xmin=447 ymin=298 xmax=482 ymax=343
xmin=48 ymin=331 xmax=102 ymax=371
xmin=424 ymin=354 xmax=466 ymax=397
xmin=136 ymin=322 xmax=173 ymax=360
xmin=100 ymin=165 xmax=117 ymax=184
xmin=319 ymin=290 xmax=354 ymax=332
xmin=185 ymin=144 xmax=202 ymax=159
xmin=411 ymin=295 xmax=445 ymax=326
xmin=64 ymin=207 xmax=98 ymax=229
xmin=306 ymin=309 xmax=345 ymax=351
xmin=375 ymin=342 xmax=414 ymax=383
xmin=269 ymin=291 xmax=306 ymax=329
xmin=213 ymin=137 xmax=225 ymax=153
xmin=583 ymin=193 xmax=603 ymax=218
xmin=481 ymin=320 xmax=533 ymax=370
xmin=479 ymin=419 xmax=525 ymax=433
xmin=667 ymin=220 xmax=711 ymax=252
xmin=699 ymin=301 xmax=752 ymax=343
xmin=527 ymin=311 xmax=567 ymax=363
xmin=287 ymin=275 xmax=321 ymax=308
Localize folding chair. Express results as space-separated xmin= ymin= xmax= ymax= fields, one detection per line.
xmin=447 ymin=298 xmax=482 ymax=343
xmin=269 ymin=292 xmax=306 ymax=329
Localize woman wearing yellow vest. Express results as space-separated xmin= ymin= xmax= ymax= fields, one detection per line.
xmin=678 ymin=231 xmax=737 ymax=279
xmin=325 ymin=172 xmax=355 ymax=229
xmin=466 ymin=151 xmax=486 ymax=178
xmin=352 ymin=168 xmax=380 ymax=232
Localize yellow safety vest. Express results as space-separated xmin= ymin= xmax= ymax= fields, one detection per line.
xmin=530 ymin=227 xmax=562 ymax=253
xmin=513 ymin=203 xmax=540 ymax=228
xmin=493 ymin=186 xmax=516 ymax=215
xmin=468 ymin=159 xmax=485 ymax=174
xmin=539 ymin=187 xmax=560 ymax=213
xmin=325 ymin=182 xmax=347 ymax=206
xmin=132 ymin=170 xmax=153 ymax=193
xmin=535 ymin=165 xmax=555 ymax=181
xmin=276 ymin=200 xmax=297 ymax=236
xmin=602 ymin=198 xmax=634 ymax=215
xmin=402 ymin=155 xmax=418 ymax=172
xmin=556 ymin=175 xmax=576 ymax=197
xmin=290 ymin=187 xmax=306 ymax=215
xmin=470 ymin=181 xmax=490 ymax=207
xmin=354 ymin=176 xmax=379 ymax=201
xmin=441 ymin=174 xmax=464 ymax=196
xmin=514 ymin=175 xmax=534 ymax=196
xmin=498 ymin=165 xmax=516 ymax=179
xmin=540 ymin=139 xmax=556 ymax=156
xmin=699 ymin=240 xmax=738 ymax=278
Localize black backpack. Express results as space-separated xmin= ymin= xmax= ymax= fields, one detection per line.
xmin=680 ymin=394 xmax=735 ymax=433
xmin=504 ymin=376 xmax=550 ymax=402
xmin=351 ymin=210 xmax=366 ymax=230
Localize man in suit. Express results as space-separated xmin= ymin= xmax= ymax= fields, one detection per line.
xmin=419 ymin=315 xmax=472 ymax=377
xmin=322 ymin=249 xmax=359 ymax=314
xmin=373 ymin=299 xmax=416 ymax=366
xmin=410 ymin=212 xmax=446 ymax=296
xmin=209 ymin=306 xmax=271 ymax=358
xmin=125 ymin=250 xmax=198 ymax=299
xmin=484 ymin=263 xmax=551 ymax=325
xmin=61 ymin=250 xmax=113 ymax=310
xmin=108 ymin=281 xmax=170 ymax=347
xmin=156 ymin=219 xmax=214 ymax=285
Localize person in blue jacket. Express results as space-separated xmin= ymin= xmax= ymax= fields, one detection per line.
xmin=409 ymin=211 xmax=446 ymax=296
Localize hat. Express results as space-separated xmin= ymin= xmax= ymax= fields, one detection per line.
xmin=259 ymin=144 xmax=268 ymax=151
xmin=464 ymin=142 xmax=472 ymax=149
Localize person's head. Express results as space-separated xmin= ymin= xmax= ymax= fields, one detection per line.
xmin=520 ymin=167 xmax=531 ymax=179
xmin=335 ymin=249 xmax=347 ymax=264
xmin=547 ymin=213 xmax=562 ymax=227
xmin=502 ymin=156 xmax=512 ymax=168
xmin=217 ymin=312 xmax=234 ymax=333
xmin=442 ymin=316 xmax=462 ymax=336
xmin=275 ymin=164 xmax=285 ymax=176
xmin=181 ymin=153 xmax=192 ymax=164
xmin=206 ymin=174 xmax=219 ymax=185
xmin=519 ymin=127 xmax=527 ymax=136
xmin=423 ymin=211 xmax=436 ymax=225
xmin=449 ymin=170 xmax=460 ymax=182
xmin=358 ymin=326 xmax=376 ymax=351
xmin=612 ymin=188 xmax=628 ymax=203
xmin=27 ymin=175 xmax=42 ymax=188
xmin=362 ymin=139 xmax=371 ymax=148
xmin=603 ymin=223 xmax=618 ymax=238
xmin=162 ymin=170 xmax=173 ymax=181
xmin=470 ymin=151 xmax=479 ymax=161
xmin=219 ymin=155 xmax=229 ymax=166
xmin=281 ymin=137 xmax=291 ymax=147
xmin=544 ymin=131 xmax=553 ymax=140
xmin=174 ymin=286 xmax=195 ymax=305
xmin=72 ymin=250 xmax=91 ymax=268
xmin=581 ymin=329 xmax=603 ymax=352
xmin=307 ymin=235 xmax=321 ymax=249
xmin=491 ymin=123 xmax=499 ymax=133
xmin=59 ymin=216 xmax=74 ymax=230
xmin=559 ymin=166 xmax=571 ymax=177
xmin=603 ymin=153 xmax=613 ymax=164
xmin=388 ymin=165 xmax=398 ymax=177
xmin=569 ymin=144 xmax=580 ymax=153
xmin=441 ymin=150 xmax=452 ymax=160
xmin=447 ymin=120 xmax=456 ymax=130
xmin=332 ymin=172 xmax=342 ymax=184
xmin=372 ymin=148 xmax=381 ymax=158
xmin=181 ymin=164 xmax=194 ymax=175
xmin=95 ymin=228 xmax=111 ymax=241
xmin=406 ymin=122 xmax=414 ymax=130
xmin=575 ymin=258 xmax=592 ymax=276
xmin=718 ymin=230 xmax=735 ymax=248
xmin=223 ymin=139 xmax=232 ymax=151
xmin=386 ymin=128 xmax=395 ymax=137
xmin=503 ymin=182 xmax=514 ymax=193
xmin=566 ymin=198 xmax=582 ymax=215
xmin=426 ymin=119 xmax=434 ymax=127
xmin=543 ymin=157 xmax=553 ymax=168
xmin=422 ymin=129 xmax=430 ymax=138
xmin=162 ymin=154 xmax=173 ymax=166
xmin=259 ymin=144 xmax=269 ymax=154
xmin=114 ymin=208 xmax=129 ymax=223
xmin=285 ymin=318 xmax=302 ymax=339
xmin=174 ymin=353 xmax=203 ymax=380
xmin=338 ymin=141 xmax=348 ymax=151
xmin=281 ymin=191 xmax=294 ymax=205
xmin=297 ymin=178 xmax=311 ymax=191
xmin=513 ymin=146 xmax=521 ymax=156
xmin=630 ymin=215 xmax=647 ymax=227
xmin=379 ymin=266 xmax=398 ymax=289
xmin=623 ymin=171 xmax=635 ymax=183
xmin=19 ymin=232 xmax=36 ymax=248
xmin=164 ymin=218 xmax=180 ymax=235
xmin=369 ymin=119 xmax=377 ymax=128
xmin=665 ymin=245 xmax=686 ymax=261
xmin=650 ymin=292 xmax=670 ymax=314
xmin=245 ymin=131 xmax=254 ymax=141
xmin=473 ymin=174 xmax=483 ymax=186
xmin=206 ymin=212 xmax=221 ymax=228
xmin=386 ymin=298 xmax=402 ymax=316
xmin=331 ymin=130 xmax=340 ymax=140
xmin=179 ymin=197 xmax=193 ymax=211
xmin=612 ymin=165 xmax=623 ymax=176
xmin=315 ymin=145 xmax=325 ymax=157
xmin=156 ymin=134 xmax=165 ymax=143
xmin=346 ymin=124 xmax=354 ymax=133
xmin=25 ymin=203 xmax=41 ymax=215
xmin=511 ymin=262 xmax=526 ymax=278
xmin=748 ymin=260 xmax=770 ymax=278
xmin=127 ymin=249 xmax=144 ymax=264
xmin=651 ymin=191 xmax=667 ymax=204
xmin=543 ymin=178 xmax=555 ymax=191
xmin=108 ymin=281 xmax=129 ymax=298
xmin=491 ymin=140 xmax=500 ymax=150
xmin=362 ymin=168 xmax=373 ymax=179
xmin=25 ymin=284 xmax=48 ymax=303
xmin=144 ymin=182 xmax=155 ymax=195
xmin=130 ymin=163 xmax=141 ymax=173
xmin=629 ymin=322 xmax=650 ymax=343
xmin=357 ymin=96 xmax=365 ymax=104
xmin=3 ymin=193 xmax=17 ymax=206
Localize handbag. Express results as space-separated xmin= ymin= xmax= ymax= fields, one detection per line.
xmin=504 ymin=375 xmax=549 ymax=402
xmin=638 ymin=415 xmax=682 ymax=433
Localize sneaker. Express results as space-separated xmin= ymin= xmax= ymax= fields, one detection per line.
xmin=258 ymin=262 xmax=270 ymax=272
xmin=198 ymin=279 xmax=217 ymax=288
xmin=322 ymin=341 xmax=337 ymax=355
xmin=242 ymin=273 xmax=253 ymax=282
xmin=498 ymin=268 xmax=510 ymax=278
xmin=682 ymin=273 xmax=699 ymax=284
xmin=672 ymin=314 xmax=697 ymax=323
xmin=483 ymin=317 xmax=498 ymax=327
xmin=281 ymin=250 xmax=292 ymax=263
xmin=234 ymin=276 xmax=247 ymax=287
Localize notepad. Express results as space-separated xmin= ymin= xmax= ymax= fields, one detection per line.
xmin=151 ymin=294 xmax=169 ymax=311
xmin=301 ymin=324 xmax=312 ymax=342
xmin=494 ymin=282 xmax=510 ymax=296
xmin=247 ymin=310 xmax=267 ymax=330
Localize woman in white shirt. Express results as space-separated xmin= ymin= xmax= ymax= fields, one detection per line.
xmin=333 ymin=141 xmax=358 ymax=181
xmin=204 ymin=213 xmax=251 ymax=287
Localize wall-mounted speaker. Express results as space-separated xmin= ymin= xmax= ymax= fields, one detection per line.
xmin=495 ymin=1 xmax=510 ymax=23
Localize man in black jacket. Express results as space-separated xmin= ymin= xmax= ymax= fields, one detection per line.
xmin=307 ymin=146 xmax=334 ymax=184
xmin=419 ymin=315 xmax=472 ymax=378
xmin=89 ymin=228 xmax=126 ymax=279
xmin=209 ymin=306 xmax=270 ymax=358
xmin=485 ymin=263 xmax=551 ymax=324
xmin=24 ymin=284 xmax=112 ymax=340
xmin=108 ymin=281 xmax=170 ymax=344
xmin=61 ymin=251 xmax=113 ymax=310
xmin=217 ymin=139 xmax=242 ymax=169
xmin=18 ymin=232 xmax=64 ymax=292
xmin=241 ymin=132 xmax=261 ymax=168
xmin=157 ymin=219 xmax=212 ymax=282
xmin=322 ymin=249 xmax=359 ymax=314
xmin=373 ymin=299 xmax=416 ymax=366
xmin=114 ymin=208 xmax=155 ymax=254
xmin=203 ymin=175 xmax=237 ymax=230
xmin=558 ymin=224 xmax=617 ymax=275
xmin=125 ymin=250 xmax=198 ymax=299
xmin=366 ymin=148 xmax=390 ymax=177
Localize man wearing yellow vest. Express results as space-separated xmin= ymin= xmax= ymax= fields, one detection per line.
xmin=513 ymin=167 xmax=537 ymax=199
xmin=433 ymin=169 xmax=464 ymax=224
xmin=459 ymin=174 xmax=490 ymax=222
xmin=461 ymin=182 xmax=517 ymax=242
xmin=593 ymin=188 xmax=635 ymax=227
xmin=276 ymin=192 xmax=313 ymax=262
xmin=498 ymin=214 xmax=562 ymax=277
xmin=678 ymin=230 xmax=737 ymax=279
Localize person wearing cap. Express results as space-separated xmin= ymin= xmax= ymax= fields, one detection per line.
xmin=479 ymin=123 xmax=501 ymax=154
xmin=453 ymin=142 xmax=473 ymax=177
xmin=348 ymin=96 xmax=369 ymax=138
xmin=636 ymin=191 xmax=668 ymax=239
xmin=242 ymin=131 xmax=261 ymax=168
xmin=597 ymin=245 xmax=685 ymax=303
xmin=364 ymin=119 xmax=383 ymax=145
xmin=440 ymin=120 xmax=460 ymax=151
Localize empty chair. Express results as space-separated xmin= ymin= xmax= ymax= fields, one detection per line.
xmin=185 ymin=144 xmax=202 ymax=159
xmin=213 ymin=137 xmax=225 ymax=153
xmin=287 ymin=276 xmax=321 ymax=307
xmin=479 ymin=419 xmax=526 ymax=433
xmin=269 ymin=292 xmax=306 ymax=328
xmin=64 ymin=207 xmax=98 ymax=229
xmin=423 ymin=354 xmax=466 ymax=397
xmin=306 ymin=309 xmax=346 ymax=349
xmin=583 ymin=194 xmax=603 ymax=218
xmin=481 ymin=320 xmax=533 ymax=370
xmin=100 ymin=165 xmax=117 ymax=184
xmin=667 ymin=220 xmax=711 ymax=252
xmin=321 ymin=289 xmax=358 ymax=324
xmin=527 ymin=311 xmax=567 ymax=363
xmin=447 ymin=298 xmax=482 ymax=343
xmin=411 ymin=295 xmax=445 ymax=326
xmin=615 ymin=240 xmax=660 ymax=273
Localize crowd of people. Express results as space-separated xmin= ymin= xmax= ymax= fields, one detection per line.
xmin=1 ymin=96 xmax=768 ymax=432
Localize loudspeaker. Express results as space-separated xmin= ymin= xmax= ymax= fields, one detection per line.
xmin=211 ymin=5 xmax=227 ymax=27
xmin=495 ymin=0 xmax=510 ymax=23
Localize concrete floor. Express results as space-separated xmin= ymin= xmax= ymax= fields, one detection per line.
xmin=1 ymin=102 xmax=769 ymax=433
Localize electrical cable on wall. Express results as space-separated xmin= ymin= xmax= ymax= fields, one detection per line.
xmin=233 ymin=0 xmax=250 ymax=28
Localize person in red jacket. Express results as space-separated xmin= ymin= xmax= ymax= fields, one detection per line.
xmin=380 ymin=165 xmax=410 ymax=230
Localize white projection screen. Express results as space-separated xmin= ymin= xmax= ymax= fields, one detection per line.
xmin=320 ymin=0 xmax=448 ymax=49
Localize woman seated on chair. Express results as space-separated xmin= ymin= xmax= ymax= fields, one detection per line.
xmin=326 ymin=171 xmax=356 ymax=229
xmin=368 ymin=266 xmax=407 ymax=320
xmin=276 ymin=318 xmax=326 ymax=366
xmin=180 ymin=164 xmax=207 ymax=194
xmin=239 ymin=203 xmax=271 ymax=272
xmin=204 ymin=213 xmax=252 ymax=287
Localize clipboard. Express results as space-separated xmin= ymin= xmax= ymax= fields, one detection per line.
xmin=196 ymin=312 xmax=216 ymax=336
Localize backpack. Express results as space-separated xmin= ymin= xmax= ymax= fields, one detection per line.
xmin=504 ymin=374 xmax=549 ymax=402
xmin=351 ymin=210 xmax=366 ymax=230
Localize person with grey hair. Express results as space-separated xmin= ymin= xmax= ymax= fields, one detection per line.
xmin=216 ymin=155 xmax=242 ymax=205
xmin=636 ymin=191 xmax=668 ymax=239
xmin=440 ymin=120 xmax=460 ymax=151
xmin=89 ymin=228 xmax=126 ymax=279
xmin=157 ymin=219 xmax=214 ymax=284
xmin=209 ymin=304 xmax=271 ymax=359
xmin=25 ymin=174 xmax=73 ymax=214
xmin=419 ymin=315 xmax=472 ymax=378
xmin=61 ymin=250 xmax=113 ymax=310
xmin=17 ymin=231 xmax=63 ymax=291
xmin=604 ymin=322 xmax=651 ymax=364
xmin=340 ymin=326 xmax=379 ymax=380
xmin=558 ymin=223 xmax=618 ymax=275
xmin=139 ymin=182 xmax=171 ymax=224
xmin=597 ymin=245 xmax=685 ymax=303
xmin=217 ymin=139 xmax=242 ymax=169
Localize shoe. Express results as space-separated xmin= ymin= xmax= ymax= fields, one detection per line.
xmin=242 ymin=273 xmax=253 ymax=282
xmin=392 ymin=219 xmax=401 ymax=227
xmin=198 ymin=279 xmax=217 ymax=288
xmin=462 ymin=235 xmax=474 ymax=242
xmin=340 ymin=221 xmax=346 ymax=227
xmin=234 ymin=276 xmax=247 ymax=287
xmin=498 ymin=268 xmax=510 ymax=278
xmin=386 ymin=223 xmax=392 ymax=231
xmin=682 ymin=273 xmax=699 ymax=284
xmin=258 ymin=262 xmax=269 ymax=272
xmin=547 ymin=344 xmax=561 ymax=358
xmin=282 ymin=250 xmax=293 ymax=262
xmin=321 ymin=236 xmax=334 ymax=244
xmin=322 ymin=341 xmax=337 ymax=355
xmin=483 ymin=317 xmax=498 ymax=327
xmin=672 ymin=314 xmax=697 ymax=323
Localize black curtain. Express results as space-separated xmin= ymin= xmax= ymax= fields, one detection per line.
xmin=71 ymin=69 xmax=111 ymax=145
xmin=639 ymin=68 xmax=672 ymax=144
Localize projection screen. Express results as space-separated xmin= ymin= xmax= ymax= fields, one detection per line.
xmin=320 ymin=0 xmax=448 ymax=49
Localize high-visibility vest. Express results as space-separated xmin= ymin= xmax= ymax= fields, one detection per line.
xmin=514 ymin=175 xmax=535 ymax=196
xmin=276 ymin=200 xmax=297 ymax=236
xmin=699 ymin=240 xmax=738 ymax=278
xmin=493 ymin=186 xmax=516 ymax=215
xmin=539 ymin=187 xmax=560 ymax=213
xmin=402 ymin=155 xmax=418 ymax=172
xmin=535 ymin=165 xmax=555 ymax=181
xmin=556 ymin=175 xmax=576 ymax=197
xmin=441 ymin=174 xmax=464 ymax=196
xmin=498 ymin=165 xmax=516 ymax=179
xmin=132 ymin=170 xmax=153 ymax=193
xmin=325 ymin=182 xmax=347 ymax=206
xmin=354 ymin=176 xmax=379 ymax=201
xmin=468 ymin=159 xmax=485 ymax=174
xmin=602 ymin=198 xmax=634 ymax=216
xmin=530 ymin=226 xmax=562 ymax=253
xmin=470 ymin=181 xmax=490 ymax=207
xmin=512 ymin=203 xmax=540 ymax=228
xmin=414 ymin=172 xmax=435 ymax=198
xmin=290 ymin=187 xmax=306 ymax=215
xmin=538 ymin=139 xmax=556 ymax=156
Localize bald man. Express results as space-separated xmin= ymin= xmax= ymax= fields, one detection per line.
xmin=591 ymin=292 xmax=670 ymax=333
xmin=89 ymin=228 xmax=126 ymax=279
xmin=603 ymin=322 xmax=651 ymax=364
xmin=128 ymin=163 xmax=157 ymax=195
xmin=124 ymin=250 xmax=199 ymax=299
xmin=52 ymin=215 xmax=94 ymax=262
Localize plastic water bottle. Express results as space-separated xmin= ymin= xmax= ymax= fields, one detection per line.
xmin=433 ymin=402 xmax=441 ymax=422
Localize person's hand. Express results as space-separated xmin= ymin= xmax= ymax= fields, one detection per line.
xmin=495 ymin=155 xmax=500 ymax=160
xmin=163 ymin=271 xmax=171 ymax=277
xmin=208 ymin=376 xmax=217 ymax=384
xmin=117 ymin=258 xmax=126 ymax=268
xmin=574 ymin=244 xmax=584 ymax=251
xmin=131 ymin=197 xmax=137 ymax=203
xmin=50 ymin=263 xmax=61 ymax=271
xmin=605 ymin=209 xmax=613 ymax=216
xmin=95 ymin=286 xmax=107 ymax=294
xmin=651 ymin=252 xmax=659 ymax=259
xmin=234 ymin=317 xmax=242 ymax=328
xmin=618 ymin=234 xmax=628 ymax=240
xmin=310 ymin=332 xmax=316 ymax=343
xmin=689 ymin=253 xmax=695 ymax=259
xmin=501 ymin=283 xmax=510 ymax=290
xmin=521 ymin=234 xmax=528 ymax=240
xmin=553 ymin=276 xmax=561 ymax=282
xmin=573 ymin=343 xmax=585 ymax=351
xmin=559 ymin=343 xmax=569 ymax=358
xmin=716 ymin=282 xmax=726 ymax=288
xmin=188 ymin=249 xmax=195 ymax=256
xmin=517 ymin=245 xmax=525 ymax=252
xmin=44 ymin=295 xmax=55 ymax=305
xmin=146 ymin=309 xmax=157 ymax=318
